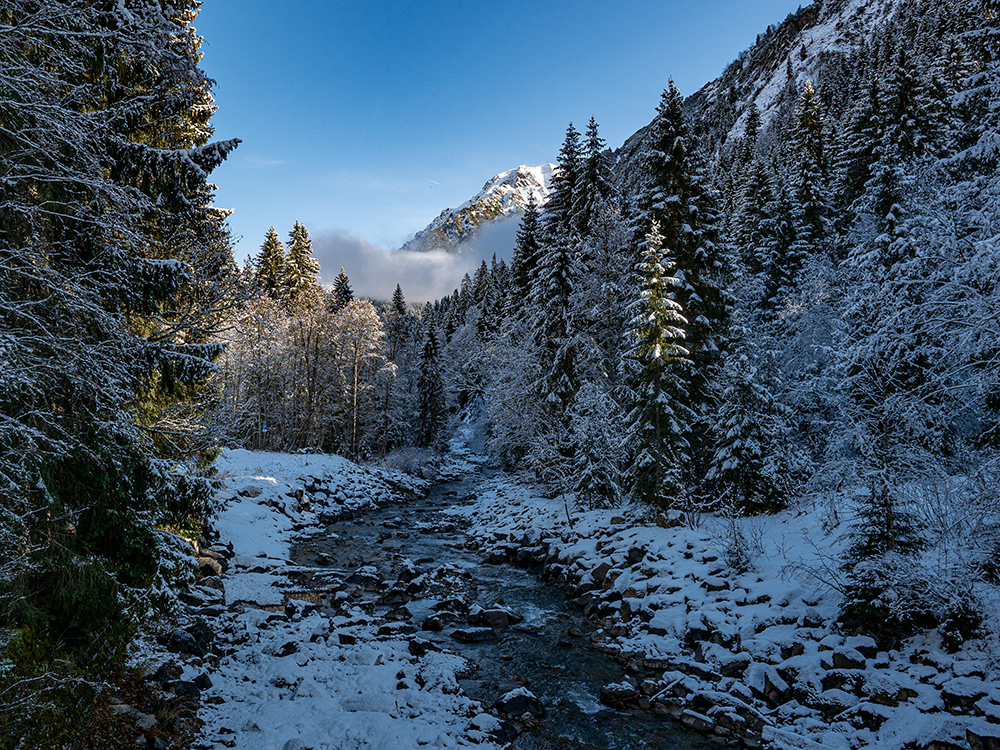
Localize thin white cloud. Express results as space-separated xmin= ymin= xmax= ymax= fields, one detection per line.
xmin=241 ymin=155 xmax=290 ymax=169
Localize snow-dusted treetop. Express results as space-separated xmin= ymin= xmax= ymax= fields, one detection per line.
xmin=400 ymin=164 xmax=556 ymax=254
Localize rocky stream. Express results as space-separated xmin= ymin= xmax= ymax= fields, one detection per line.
xmin=289 ymin=465 xmax=710 ymax=750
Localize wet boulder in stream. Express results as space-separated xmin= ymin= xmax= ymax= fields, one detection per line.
xmin=600 ymin=679 xmax=641 ymax=708
xmin=450 ymin=627 xmax=498 ymax=643
xmin=471 ymin=605 xmax=524 ymax=630
xmin=492 ymin=687 xmax=547 ymax=720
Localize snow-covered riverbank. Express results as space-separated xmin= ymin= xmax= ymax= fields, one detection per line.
xmin=137 ymin=444 xmax=1000 ymax=750
xmin=451 ymin=472 xmax=1000 ymax=750
xmin=151 ymin=449 xmax=503 ymax=750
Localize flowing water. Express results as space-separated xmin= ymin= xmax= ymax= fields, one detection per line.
xmin=291 ymin=466 xmax=709 ymax=750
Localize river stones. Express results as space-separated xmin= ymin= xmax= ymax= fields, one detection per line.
xmin=600 ymin=680 xmax=641 ymax=708
xmin=408 ymin=638 xmax=441 ymax=657
xmin=492 ymin=687 xmax=547 ymax=719
xmin=346 ymin=565 xmax=384 ymax=589
xmin=432 ymin=598 xmax=469 ymax=614
xmin=450 ymin=627 xmax=498 ymax=643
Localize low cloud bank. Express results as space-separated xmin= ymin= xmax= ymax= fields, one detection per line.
xmin=312 ymin=215 xmax=520 ymax=303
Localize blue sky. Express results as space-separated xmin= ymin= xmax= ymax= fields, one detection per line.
xmin=196 ymin=1 xmax=804 ymax=300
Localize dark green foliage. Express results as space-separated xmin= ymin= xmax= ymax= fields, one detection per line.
xmin=708 ymin=338 xmax=796 ymax=513
xmin=793 ymin=81 xmax=831 ymax=250
xmin=284 ymin=221 xmax=321 ymax=304
xmin=839 ymin=554 xmax=939 ymax=649
xmin=641 ymin=81 xmax=732 ymax=487
xmin=940 ymin=596 xmax=984 ymax=653
xmin=509 ymin=196 xmax=542 ymax=313
xmin=333 ymin=267 xmax=355 ymax=311
xmin=0 ymin=0 xmax=238 ymax=737
xmin=625 ymin=221 xmax=692 ymax=506
xmin=543 ymin=123 xmax=582 ymax=240
xmin=573 ymin=117 xmax=612 ymax=235
xmin=255 ymin=227 xmax=287 ymax=299
xmin=415 ymin=326 xmax=446 ymax=448
xmin=392 ymin=283 xmax=407 ymax=316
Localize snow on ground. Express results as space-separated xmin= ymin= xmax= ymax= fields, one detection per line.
xmin=163 ymin=449 xmax=501 ymax=750
xmin=451 ymin=472 xmax=1000 ymax=750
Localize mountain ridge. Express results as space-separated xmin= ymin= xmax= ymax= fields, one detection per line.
xmin=399 ymin=163 xmax=556 ymax=254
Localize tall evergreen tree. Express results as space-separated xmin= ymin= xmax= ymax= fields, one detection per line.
xmin=509 ymin=196 xmax=542 ymax=314
xmin=832 ymin=77 xmax=882 ymax=227
xmin=332 ymin=267 xmax=354 ymax=312
xmin=0 ymin=0 xmax=239 ymax=730
xmin=530 ymin=231 xmax=581 ymax=412
xmin=386 ymin=284 xmax=408 ymax=362
xmin=625 ymin=220 xmax=692 ymax=506
xmin=793 ymin=81 xmax=831 ymax=250
xmin=740 ymin=103 xmax=763 ymax=166
xmin=415 ymin=325 xmax=446 ymax=448
xmin=255 ymin=227 xmax=287 ymax=300
xmin=284 ymin=221 xmax=321 ymax=304
xmin=733 ymin=157 xmax=776 ymax=280
xmin=760 ymin=179 xmax=808 ymax=317
xmin=641 ymin=81 xmax=732 ymax=484
xmin=882 ymin=49 xmax=940 ymax=160
xmin=572 ymin=117 xmax=612 ymax=235
xmin=542 ymin=123 xmax=582 ymax=241
xmin=530 ymin=123 xmax=589 ymax=415
xmin=708 ymin=324 xmax=796 ymax=512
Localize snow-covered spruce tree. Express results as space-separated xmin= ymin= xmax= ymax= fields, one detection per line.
xmin=640 ymin=81 xmax=732 ymax=489
xmin=530 ymin=123 xmax=586 ymax=423
xmin=571 ymin=383 xmax=626 ymax=509
xmin=332 ymin=267 xmax=354 ymax=312
xmin=284 ymin=220 xmax=321 ymax=306
xmin=707 ymin=321 xmax=798 ymax=513
xmin=793 ymin=81 xmax=832 ymax=254
xmin=739 ymin=103 xmax=762 ymax=167
xmin=832 ymin=77 xmax=882 ymax=231
xmin=833 ymin=141 xmax=964 ymax=647
xmin=758 ymin=179 xmax=808 ymax=321
xmin=386 ymin=284 xmax=410 ymax=363
xmin=476 ymin=260 xmax=506 ymax=339
xmin=255 ymin=226 xmax=288 ymax=300
xmin=508 ymin=195 xmax=542 ymax=317
xmin=0 ymin=0 xmax=238 ymax=736
xmin=881 ymin=48 xmax=943 ymax=161
xmin=415 ymin=324 xmax=447 ymax=449
xmin=574 ymin=196 xmax=637 ymax=390
xmin=732 ymin=156 xmax=776 ymax=284
xmin=624 ymin=220 xmax=692 ymax=507
xmin=542 ymin=123 xmax=582 ymax=239
xmin=572 ymin=117 xmax=612 ymax=236
xmin=530 ymin=229 xmax=583 ymax=416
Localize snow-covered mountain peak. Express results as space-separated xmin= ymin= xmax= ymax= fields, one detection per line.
xmin=399 ymin=163 xmax=556 ymax=254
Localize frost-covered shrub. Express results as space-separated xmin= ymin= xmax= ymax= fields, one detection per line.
xmin=839 ymin=554 xmax=939 ymax=648
xmin=940 ymin=593 xmax=984 ymax=653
